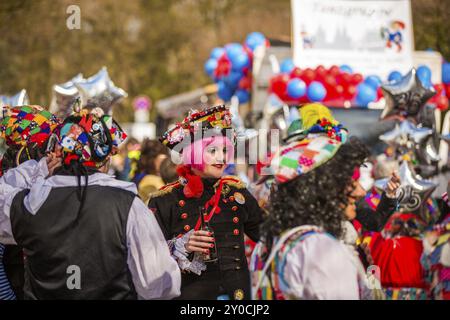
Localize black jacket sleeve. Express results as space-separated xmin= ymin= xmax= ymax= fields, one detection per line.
xmin=242 ymin=189 xmax=264 ymax=242
xmin=356 ymin=192 xmax=398 ymax=232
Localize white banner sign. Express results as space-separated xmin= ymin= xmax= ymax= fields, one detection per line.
xmin=292 ymin=0 xmax=414 ymax=79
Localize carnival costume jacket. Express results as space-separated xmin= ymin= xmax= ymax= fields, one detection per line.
xmin=148 ymin=175 xmax=264 ymax=300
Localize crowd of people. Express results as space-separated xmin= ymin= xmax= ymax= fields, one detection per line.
xmin=0 ymin=102 xmax=448 ymax=300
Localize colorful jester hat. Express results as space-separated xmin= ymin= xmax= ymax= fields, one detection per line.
xmin=0 ymin=105 xmax=61 ymax=149
xmin=58 ymin=107 xmax=127 ymax=167
xmin=160 ymin=104 xmax=234 ymax=152
xmin=263 ymin=103 xmax=348 ymax=184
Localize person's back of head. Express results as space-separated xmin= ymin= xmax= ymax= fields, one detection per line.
xmin=159 ymin=157 xmax=178 ymax=184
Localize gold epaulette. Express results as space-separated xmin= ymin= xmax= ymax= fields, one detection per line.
xmin=148 ymin=180 xmax=181 ymax=201
xmin=215 ymin=175 xmax=246 ymax=190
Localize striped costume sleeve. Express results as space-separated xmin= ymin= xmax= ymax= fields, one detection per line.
xmin=0 ymin=244 xmax=16 ymax=300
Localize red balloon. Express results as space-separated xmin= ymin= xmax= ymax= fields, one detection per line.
xmin=350 ymin=73 xmax=364 ymax=85
xmin=215 ymin=54 xmax=231 ymax=78
xmin=376 ymin=87 xmax=383 ymax=100
xmin=343 ymin=84 xmax=357 ymax=100
xmin=328 ymin=65 xmax=340 ymax=77
xmin=270 ymin=74 xmax=289 ymax=98
xmin=335 ymin=85 xmax=344 ymax=96
xmin=324 ymin=75 xmax=337 ymax=89
xmin=433 ymin=83 xmax=444 ymax=96
xmin=290 ymin=67 xmax=302 ymax=78
xmin=239 ymin=76 xmax=251 ymax=90
xmin=301 ymin=68 xmax=315 ymax=85
xmin=445 ymin=83 xmax=450 ymax=98
xmin=315 ymin=65 xmax=327 ymax=79
xmin=436 ymin=95 xmax=449 ymax=111
xmin=337 ymin=73 xmax=352 ymax=85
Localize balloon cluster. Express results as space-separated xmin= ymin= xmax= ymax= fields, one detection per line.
xmin=439 ymin=60 xmax=450 ymax=111
xmin=270 ymin=61 xmax=450 ymax=110
xmin=269 ymin=62 xmax=382 ymax=107
xmin=379 ymin=68 xmax=442 ymax=178
xmin=50 ymin=67 xmax=127 ymax=118
xmin=204 ymin=32 xmax=269 ymax=104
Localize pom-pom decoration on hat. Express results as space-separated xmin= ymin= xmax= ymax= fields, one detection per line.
xmin=0 ymin=105 xmax=60 ymax=148
xmin=160 ymin=104 xmax=234 ymax=152
xmin=284 ymin=103 xmax=347 ymax=144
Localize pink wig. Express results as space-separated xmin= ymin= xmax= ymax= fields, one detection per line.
xmin=181 ymin=135 xmax=234 ymax=172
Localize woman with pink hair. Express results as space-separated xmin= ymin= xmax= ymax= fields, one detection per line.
xmin=148 ymin=105 xmax=264 ymax=300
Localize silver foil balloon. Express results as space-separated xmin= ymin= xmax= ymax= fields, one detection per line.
xmin=49 ymin=73 xmax=84 ymax=118
xmin=379 ymin=120 xmax=440 ymax=174
xmin=379 ymin=120 xmax=432 ymax=147
xmin=380 ymin=68 xmax=436 ymax=120
xmin=374 ymin=160 xmax=437 ymax=218
xmin=0 ymin=89 xmax=29 ymax=109
xmin=75 ymin=67 xmax=127 ymax=115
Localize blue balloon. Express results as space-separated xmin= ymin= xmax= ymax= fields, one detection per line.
xmin=443 ymin=62 xmax=450 ymax=84
xmin=224 ymin=71 xmax=243 ymax=89
xmin=280 ymin=59 xmax=295 ymax=73
xmin=364 ymin=75 xmax=382 ymax=90
xmin=307 ymin=81 xmax=326 ymax=101
xmin=388 ymin=71 xmax=402 ymax=83
xmin=356 ymin=83 xmax=377 ymax=107
xmin=204 ymin=58 xmax=217 ymax=77
xmin=340 ymin=64 xmax=353 ymax=74
xmin=417 ymin=65 xmax=432 ymax=84
xmin=210 ymin=47 xmax=225 ymax=60
xmin=236 ymin=89 xmax=250 ymax=104
xmin=225 ymin=43 xmax=243 ymax=55
xmin=245 ymin=32 xmax=266 ymax=51
xmin=209 ymin=47 xmax=225 ymax=60
xmin=287 ymin=78 xmax=306 ymax=98
xmin=218 ymin=81 xmax=233 ymax=101
xmin=230 ymin=53 xmax=249 ymax=71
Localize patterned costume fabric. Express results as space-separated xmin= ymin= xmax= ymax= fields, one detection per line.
xmin=0 ymin=244 xmax=16 ymax=300
xmin=421 ymin=214 xmax=450 ymax=300
xmin=160 ymin=104 xmax=233 ymax=151
xmin=0 ymin=105 xmax=60 ymax=148
xmin=59 ymin=109 xmax=127 ymax=167
xmin=251 ymin=226 xmax=325 ymax=300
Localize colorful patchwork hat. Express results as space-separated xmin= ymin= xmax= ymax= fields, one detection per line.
xmin=262 ymin=104 xmax=348 ymax=184
xmin=267 ymin=135 xmax=345 ymax=184
xmin=59 ymin=108 xmax=127 ymax=167
xmin=1 ymin=105 xmax=60 ymax=148
xmin=160 ymin=104 xmax=234 ymax=152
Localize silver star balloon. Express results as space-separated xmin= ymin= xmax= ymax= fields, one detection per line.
xmin=374 ymin=160 xmax=437 ymax=219
xmin=379 ymin=120 xmax=432 ymax=147
xmin=0 ymin=89 xmax=29 ymax=109
xmin=75 ymin=67 xmax=127 ymax=115
xmin=380 ymin=68 xmax=436 ymax=120
xmin=49 ymin=73 xmax=84 ymax=118
xmin=379 ymin=120 xmax=440 ymax=174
